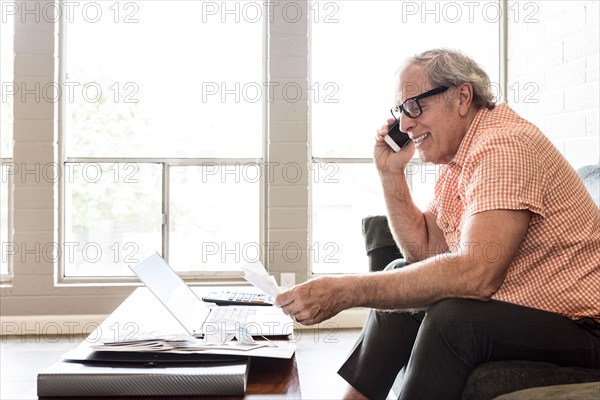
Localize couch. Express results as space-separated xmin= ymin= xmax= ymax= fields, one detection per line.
xmin=361 ymin=165 xmax=600 ymax=400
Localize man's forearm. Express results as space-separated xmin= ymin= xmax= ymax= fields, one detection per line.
xmin=346 ymin=253 xmax=498 ymax=311
xmin=380 ymin=172 xmax=433 ymax=262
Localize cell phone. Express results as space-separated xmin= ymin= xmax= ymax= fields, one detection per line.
xmin=383 ymin=120 xmax=411 ymax=152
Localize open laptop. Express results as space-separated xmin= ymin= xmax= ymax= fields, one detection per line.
xmin=129 ymin=252 xmax=293 ymax=338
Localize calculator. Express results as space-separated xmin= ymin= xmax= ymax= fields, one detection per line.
xmin=201 ymin=290 xmax=275 ymax=306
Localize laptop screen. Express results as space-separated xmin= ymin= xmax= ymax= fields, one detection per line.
xmin=129 ymin=252 xmax=210 ymax=336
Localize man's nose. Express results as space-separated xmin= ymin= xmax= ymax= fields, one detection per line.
xmin=400 ymin=114 xmax=415 ymax=134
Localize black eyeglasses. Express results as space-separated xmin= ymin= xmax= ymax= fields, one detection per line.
xmin=391 ymin=86 xmax=449 ymax=120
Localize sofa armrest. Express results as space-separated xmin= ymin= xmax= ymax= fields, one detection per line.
xmin=361 ymin=215 xmax=403 ymax=272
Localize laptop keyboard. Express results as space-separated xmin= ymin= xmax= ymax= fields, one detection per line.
xmin=202 ymin=290 xmax=274 ymax=306
xmin=230 ymin=292 xmax=267 ymax=303
xmin=208 ymin=306 xmax=257 ymax=324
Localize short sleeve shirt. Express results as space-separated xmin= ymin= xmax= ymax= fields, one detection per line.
xmin=427 ymin=104 xmax=600 ymax=322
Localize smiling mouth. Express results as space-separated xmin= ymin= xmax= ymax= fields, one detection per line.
xmin=413 ymin=133 xmax=430 ymax=145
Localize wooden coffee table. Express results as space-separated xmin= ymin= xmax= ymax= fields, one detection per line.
xmin=239 ymin=356 xmax=301 ymax=398
xmin=38 ymin=287 xmax=301 ymax=399
xmin=39 ymin=357 xmax=300 ymax=399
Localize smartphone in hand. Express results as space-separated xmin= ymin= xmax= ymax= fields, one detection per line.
xmin=384 ymin=120 xmax=411 ymax=152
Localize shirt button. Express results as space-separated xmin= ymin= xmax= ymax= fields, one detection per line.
xmin=457 ymin=195 xmax=461 ymax=200
xmin=444 ymin=223 xmax=449 ymax=229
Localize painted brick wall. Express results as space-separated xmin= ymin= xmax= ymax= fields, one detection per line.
xmin=267 ymin=1 xmax=310 ymax=283
xmin=507 ymin=0 xmax=599 ymax=168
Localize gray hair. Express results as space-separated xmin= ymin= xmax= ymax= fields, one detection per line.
xmin=402 ymin=49 xmax=496 ymax=109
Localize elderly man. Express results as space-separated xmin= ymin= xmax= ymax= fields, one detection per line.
xmin=276 ymin=49 xmax=600 ymax=400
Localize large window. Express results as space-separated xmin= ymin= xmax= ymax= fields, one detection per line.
xmin=1 ymin=6 xmax=14 ymax=279
xmin=311 ymin=1 xmax=501 ymax=273
xmin=61 ymin=1 xmax=263 ymax=278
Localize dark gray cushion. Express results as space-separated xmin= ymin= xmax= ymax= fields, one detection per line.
xmin=577 ymin=165 xmax=600 ymax=207
xmin=362 ymin=216 xmax=403 ymax=272
xmin=362 ymin=215 xmax=398 ymax=252
xmin=462 ymin=361 xmax=600 ymax=400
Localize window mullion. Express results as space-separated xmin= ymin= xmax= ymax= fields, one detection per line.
xmin=162 ymin=162 xmax=169 ymax=262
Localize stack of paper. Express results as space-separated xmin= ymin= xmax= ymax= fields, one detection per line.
xmin=77 ymin=340 xmax=296 ymax=360
xmin=90 ymin=337 xmax=271 ymax=353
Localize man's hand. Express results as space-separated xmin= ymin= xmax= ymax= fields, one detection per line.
xmin=374 ymin=117 xmax=415 ymax=175
xmin=275 ymin=276 xmax=353 ymax=326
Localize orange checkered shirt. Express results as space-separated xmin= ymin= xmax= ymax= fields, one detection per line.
xmin=427 ymin=103 xmax=600 ymax=322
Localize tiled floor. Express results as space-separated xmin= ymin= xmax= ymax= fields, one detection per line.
xmin=1 ymin=328 xmax=362 ymax=400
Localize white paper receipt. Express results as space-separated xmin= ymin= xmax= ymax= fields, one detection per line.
xmin=241 ymin=261 xmax=282 ymax=298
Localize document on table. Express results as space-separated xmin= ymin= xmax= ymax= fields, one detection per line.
xmin=90 ymin=338 xmax=270 ymax=353
xmin=242 ymin=261 xmax=282 ymax=298
xmin=66 ymin=336 xmax=296 ymax=360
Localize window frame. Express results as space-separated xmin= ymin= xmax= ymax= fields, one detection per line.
xmin=0 ymin=163 xmax=13 ymax=283
xmin=56 ymin=8 xmax=269 ymax=284
xmin=0 ymin=5 xmax=14 ymax=284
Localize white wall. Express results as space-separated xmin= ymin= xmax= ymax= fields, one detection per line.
xmin=506 ymin=0 xmax=599 ymax=168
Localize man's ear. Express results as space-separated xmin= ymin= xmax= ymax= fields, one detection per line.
xmin=457 ymin=83 xmax=474 ymax=117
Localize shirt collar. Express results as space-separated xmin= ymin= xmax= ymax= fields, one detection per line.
xmin=449 ymin=105 xmax=497 ymax=167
